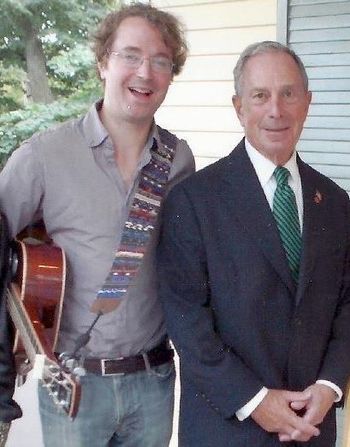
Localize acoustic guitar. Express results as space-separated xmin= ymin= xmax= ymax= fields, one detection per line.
xmin=6 ymin=238 xmax=81 ymax=418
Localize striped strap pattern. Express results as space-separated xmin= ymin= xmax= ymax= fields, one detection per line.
xmin=273 ymin=166 xmax=301 ymax=282
xmin=91 ymin=131 xmax=176 ymax=313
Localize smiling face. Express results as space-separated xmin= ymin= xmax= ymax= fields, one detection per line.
xmin=98 ymin=16 xmax=173 ymax=127
xmin=233 ymin=51 xmax=312 ymax=165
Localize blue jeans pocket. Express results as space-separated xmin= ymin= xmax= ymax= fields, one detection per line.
xmin=148 ymin=360 xmax=175 ymax=379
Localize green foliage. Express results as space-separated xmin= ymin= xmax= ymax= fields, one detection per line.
xmin=0 ymin=0 xmax=117 ymax=95
xmin=0 ymin=62 xmax=27 ymax=112
xmin=47 ymin=43 xmax=96 ymax=96
xmin=0 ymin=83 xmax=103 ymax=167
xmin=1 ymin=0 xmax=115 ymax=47
xmin=0 ymin=0 xmax=118 ymax=166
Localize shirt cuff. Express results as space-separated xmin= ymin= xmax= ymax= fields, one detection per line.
xmin=236 ymin=387 xmax=269 ymax=421
xmin=316 ymin=380 xmax=342 ymax=403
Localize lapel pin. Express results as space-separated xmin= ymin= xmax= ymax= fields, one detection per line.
xmin=314 ymin=190 xmax=322 ymax=204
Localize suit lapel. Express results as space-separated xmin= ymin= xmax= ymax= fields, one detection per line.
xmin=222 ymin=141 xmax=296 ymax=295
xmin=295 ymin=159 xmax=323 ymax=305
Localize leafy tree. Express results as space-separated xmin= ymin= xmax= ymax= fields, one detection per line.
xmin=0 ymin=0 xmax=116 ymax=104
xmin=0 ymin=62 xmax=27 ymax=113
xmin=0 ymin=0 xmax=118 ymax=165
xmin=47 ymin=43 xmax=98 ymax=97
xmin=0 ymin=85 xmax=102 ymax=167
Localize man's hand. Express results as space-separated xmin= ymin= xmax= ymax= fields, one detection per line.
xmin=0 ymin=422 xmax=11 ymax=447
xmin=251 ymin=389 xmax=320 ymax=442
xmin=279 ymin=383 xmax=336 ymax=442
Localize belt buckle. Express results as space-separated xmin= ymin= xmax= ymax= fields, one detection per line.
xmin=101 ymin=358 xmax=125 ymax=376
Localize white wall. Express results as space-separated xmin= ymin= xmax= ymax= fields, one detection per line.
xmin=287 ymin=0 xmax=350 ymax=192
xmin=153 ymin=0 xmax=277 ymax=169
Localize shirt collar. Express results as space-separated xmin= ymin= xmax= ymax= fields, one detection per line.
xmin=82 ymin=99 xmax=109 ymax=148
xmin=82 ymin=99 xmax=159 ymax=164
xmin=283 ymin=152 xmax=299 ymax=185
xmin=245 ymin=138 xmax=298 ymax=186
xmin=139 ymin=123 xmax=158 ymax=167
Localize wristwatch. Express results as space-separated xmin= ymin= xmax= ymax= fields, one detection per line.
xmin=0 ymin=422 xmax=10 ymax=446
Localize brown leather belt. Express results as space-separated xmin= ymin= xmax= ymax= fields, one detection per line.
xmin=83 ymin=340 xmax=174 ymax=376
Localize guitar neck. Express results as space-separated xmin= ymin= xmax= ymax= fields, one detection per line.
xmin=7 ymin=283 xmax=50 ymax=366
xmin=5 ymin=239 xmax=80 ymax=418
xmin=8 ymin=239 xmax=66 ymax=365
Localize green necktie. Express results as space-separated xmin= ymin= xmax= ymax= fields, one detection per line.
xmin=273 ymin=166 xmax=301 ymax=282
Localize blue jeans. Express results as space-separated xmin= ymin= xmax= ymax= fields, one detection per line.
xmin=38 ymin=361 xmax=175 ymax=447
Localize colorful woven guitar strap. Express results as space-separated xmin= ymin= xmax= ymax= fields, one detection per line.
xmin=91 ymin=128 xmax=177 ymax=313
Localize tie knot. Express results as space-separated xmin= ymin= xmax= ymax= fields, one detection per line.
xmin=274 ymin=166 xmax=290 ymax=186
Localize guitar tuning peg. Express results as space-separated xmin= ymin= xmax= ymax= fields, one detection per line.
xmin=51 ymin=371 xmax=61 ymax=380
xmin=48 ymin=364 xmax=60 ymax=374
xmin=64 ymin=359 xmax=77 ymax=371
xmin=73 ymin=366 xmax=86 ymax=377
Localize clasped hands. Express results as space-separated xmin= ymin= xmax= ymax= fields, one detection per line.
xmin=251 ymin=384 xmax=336 ymax=443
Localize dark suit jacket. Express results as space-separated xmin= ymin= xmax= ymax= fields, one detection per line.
xmin=158 ymin=139 xmax=350 ymax=446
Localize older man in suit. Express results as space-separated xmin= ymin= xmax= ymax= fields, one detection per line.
xmin=157 ymin=41 xmax=350 ymax=446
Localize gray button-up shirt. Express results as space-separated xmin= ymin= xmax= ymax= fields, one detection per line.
xmin=0 ymin=101 xmax=195 ymax=358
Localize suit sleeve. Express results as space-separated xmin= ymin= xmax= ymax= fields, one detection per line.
xmin=317 ymin=197 xmax=350 ymax=393
xmin=157 ymin=184 xmax=264 ymax=419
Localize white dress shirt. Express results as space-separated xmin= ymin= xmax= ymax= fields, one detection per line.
xmin=235 ymin=139 xmax=341 ymax=421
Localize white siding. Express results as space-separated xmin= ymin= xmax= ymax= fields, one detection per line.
xmin=287 ymin=0 xmax=350 ymax=192
xmin=152 ymin=0 xmax=277 ymax=169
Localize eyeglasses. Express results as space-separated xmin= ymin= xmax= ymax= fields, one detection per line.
xmin=108 ymin=50 xmax=174 ymax=74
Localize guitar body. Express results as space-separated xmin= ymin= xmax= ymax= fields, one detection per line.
xmin=6 ymin=238 xmax=81 ymax=418
xmin=12 ymin=240 xmax=65 ymax=356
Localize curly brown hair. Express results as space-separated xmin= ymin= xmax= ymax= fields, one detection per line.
xmin=91 ymin=2 xmax=188 ymax=76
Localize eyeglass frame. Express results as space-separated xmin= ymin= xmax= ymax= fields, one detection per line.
xmin=107 ymin=49 xmax=175 ymax=74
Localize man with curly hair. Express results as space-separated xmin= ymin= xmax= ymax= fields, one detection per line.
xmin=0 ymin=3 xmax=194 ymax=446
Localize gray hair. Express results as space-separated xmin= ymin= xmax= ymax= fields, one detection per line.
xmin=233 ymin=41 xmax=309 ymax=96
